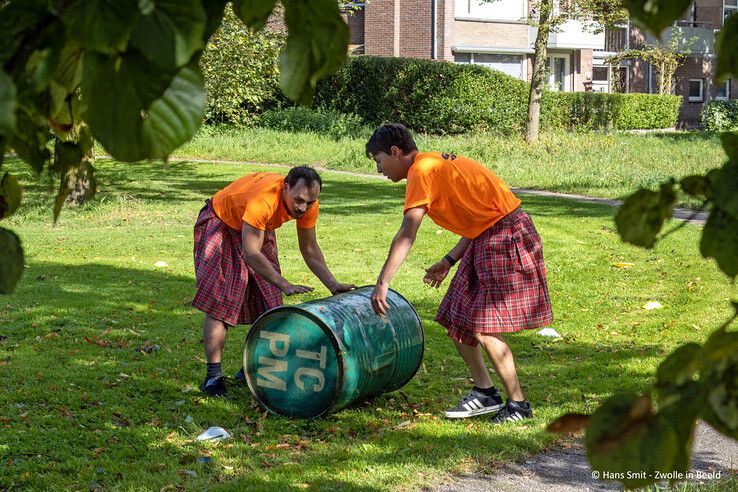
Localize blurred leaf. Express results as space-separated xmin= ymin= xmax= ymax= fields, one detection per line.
xmin=53 ymin=141 xmax=84 ymax=175
xmin=721 ymin=132 xmax=738 ymax=162
xmin=547 ymin=413 xmax=590 ymax=434
xmin=0 ymin=0 xmax=51 ymax=65
xmin=280 ymin=0 xmax=348 ymax=105
xmin=0 ymin=173 xmax=22 ymax=220
xmin=708 ymin=163 xmax=738 ymax=220
xmin=615 ymin=181 xmax=676 ymax=249
xmin=699 ymin=330 xmax=738 ymax=439
xmin=0 ymin=227 xmax=24 ymax=294
xmin=63 ymin=0 xmax=139 ymax=54
xmin=585 ymin=393 xmax=677 ymax=489
xmin=679 ymin=174 xmax=712 ymax=200
xmin=7 ymin=106 xmax=51 ymax=173
xmin=0 ymin=70 xmax=16 ymax=136
xmin=717 ymin=14 xmax=738 ymax=80
xmin=201 ymin=0 xmax=229 ymax=43
xmin=654 ymin=380 xmax=700 ymax=473
xmin=622 ymin=0 xmax=692 ymax=36
xmin=700 ymin=207 xmax=738 ymax=279
xmin=82 ymin=52 xmax=205 ymax=161
xmin=130 ymin=0 xmax=206 ymax=70
xmin=656 ymin=343 xmax=702 ymax=388
xmin=233 ymin=0 xmax=277 ymax=30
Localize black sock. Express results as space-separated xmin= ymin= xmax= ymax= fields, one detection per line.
xmin=473 ymin=386 xmax=498 ymax=397
xmin=206 ymin=362 xmax=222 ymax=380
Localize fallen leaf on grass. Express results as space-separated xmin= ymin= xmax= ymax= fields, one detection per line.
xmin=160 ymin=485 xmax=176 ymax=492
xmin=44 ymin=332 xmax=59 ymax=340
xmin=643 ymin=301 xmax=663 ymax=310
xmin=182 ymin=384 xmax=195 ymax=394
xmin=165 ymin=431 xmax=177 ymax=442
xmin=611 ymin=262 xmax=634 ymax=269
xmin=93 ymin=447 xmax=106 ymax=458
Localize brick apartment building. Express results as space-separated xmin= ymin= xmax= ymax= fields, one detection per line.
xmin=342 ymin=0 xmax=737 ymax=126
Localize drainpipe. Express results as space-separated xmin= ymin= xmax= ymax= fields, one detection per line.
xmin=625 ymin=19 xmax=630 ymax=92
xmin=431 ymin=0 xmax=437 ymax=59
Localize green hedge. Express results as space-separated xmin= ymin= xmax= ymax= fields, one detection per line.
xmin=315 ymin=56 xmax=681 ymax=134
xmin=703 ymin=100 xmax=738 ymax=132
xmin=255 ymin=107 xmax=366 ymax=140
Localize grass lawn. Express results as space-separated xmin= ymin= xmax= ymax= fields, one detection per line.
xmin=1 ymin=156 xmax=736 ymax=490
xmin=172 ymin=126 xmax=727 ymax=207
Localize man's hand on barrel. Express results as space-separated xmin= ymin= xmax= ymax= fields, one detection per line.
xmin=328 ymin=282 xmax=358 ymax=295
xmin=423 ymin=260 xmax=451 ymax=288
xmin=371 ymin=282 xmax=390 ymax=316
xmin=280 ymin=282 xmax=314 ymax=296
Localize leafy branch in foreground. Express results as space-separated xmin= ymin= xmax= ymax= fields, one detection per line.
xmin=0 ymin=0 xmax=349 ymax=293
xmin=549 ymin=1 xmax=738 ymax=488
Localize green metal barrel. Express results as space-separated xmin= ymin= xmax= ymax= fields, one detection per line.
xmin=243 ymin=286 xmax=424 ymax=418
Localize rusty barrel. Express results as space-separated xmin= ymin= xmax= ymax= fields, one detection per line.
xmin=243 ymin=286 xmax=424 ymax=418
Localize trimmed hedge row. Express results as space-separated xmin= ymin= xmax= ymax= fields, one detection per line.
xmin=315 ymin=56 xmax=681 ymax=134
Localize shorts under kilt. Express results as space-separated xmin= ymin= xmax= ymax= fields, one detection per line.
xmin=191 ymin=200 xmax=283 ymax=326
xmin=435 ymin=207 xmax=553 ymax=346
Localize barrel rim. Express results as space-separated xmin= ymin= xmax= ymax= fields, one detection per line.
xmin=243 ymin=306 xmax=344 ymax=419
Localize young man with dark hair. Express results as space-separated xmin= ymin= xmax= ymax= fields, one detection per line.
xmin=192 ymin=165 xmax=356 ymax=397
xmin=367 ymin=124 xmax=553 ymax=423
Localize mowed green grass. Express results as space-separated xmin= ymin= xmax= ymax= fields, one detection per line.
xmin=1 ymin=157 xmax=736 ymax=491
xmin=173 ymin=126 xmax=726 ymax=207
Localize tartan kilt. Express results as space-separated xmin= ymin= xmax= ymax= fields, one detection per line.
xmin=191 ymin=200 xmax=283 ymax=326
xmin=435 ymin=207 xmax=553 ymax=346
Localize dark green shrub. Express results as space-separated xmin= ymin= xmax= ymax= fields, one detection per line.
xmin=256 ymin=107 xmax=367 ymax=140
xmin=702 ymin=100 xmax=738 ymax=132
xmin=200 ymin=6 xmax=285 ymax=125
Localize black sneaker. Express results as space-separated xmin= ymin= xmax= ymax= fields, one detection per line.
xmin=490 ymin=399 xmax=533 ymax=423
xmin=200 ymin=376 xmax=227 ymax=397
xmin=444 ymin=388 xmax=504 ymax=418
xmin=234 ymin=367 xmax=246 ymax=382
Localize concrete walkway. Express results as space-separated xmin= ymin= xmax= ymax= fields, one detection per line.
xmin=434 ymin=423 xmax=737 ymax=492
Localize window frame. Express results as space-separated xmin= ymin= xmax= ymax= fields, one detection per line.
xmin=716 ymin=79 xmax=731 ymax=101
xmin=688 ymin=78 xmax=704 ymax=102
xmin=724 ymin=0 xmax=738 ymax=25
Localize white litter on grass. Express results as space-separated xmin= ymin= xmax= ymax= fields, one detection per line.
xmin=643 ymin=301 xmax=663 ymax=310
xmin=537 ymin=328 xmax=562 ymax=338
xmin=196 ymin=426 xmax=231 ymax=442
xmin=154 ymin=261 xmax=169 ymax=268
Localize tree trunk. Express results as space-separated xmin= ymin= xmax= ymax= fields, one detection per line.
xmin=525 ymin=0 xmax=554 ymax=144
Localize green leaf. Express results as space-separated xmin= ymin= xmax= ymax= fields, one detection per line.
xmin=656 ymin=343 xmax=702 ymax=388
xmin=53 ymin=141 xmax=84 ymax=175
xmin=585 ymin=393 xmax=677 ymax=488
xmin=708 ymin=163 xmax=738 ymax=220
xmin=622 ymin=0 xmax=693 ymax=36
xmin=615 ymin=181 xmax=676 ymax=249
xmin=700 ymin=207 xmax=738 ymax=279
xmin=201 ymin=0 xmax=229 ymax=43
xmin=717 ymin=13 xmax=738 ymax=80
xmin=0 ymin=227 xmax=24 ymax=295
xmin=0 ymin=70 xmax=16 ymax=136
xmin=654 ymin=380 xmax=700 ymax=473
xmin=0 ymin=173 xmax=22 ymax=219
xmin=679 ymin=174 xmax=712 ymax=200
xmin=721 ymin=132 xmax=738 ymax=162
xmin=700 ymin=330 xmax=738 ymax=439
xmin=82 ymin=52 xmax=205 ymax=161
xmin=7 ymin=106 xmax=51 ymax=173
xmin=129 ymin=0 xmax=206 ymax=70
xmin=62 ymin=0 xmax=139 ymax=54
xmin=0 ymin=0 xmax=51 ymax=65
xmin=279 ymin=0 xmax=349 ymax=105
xmin=233 ymin=0 xmax=277 ymax=30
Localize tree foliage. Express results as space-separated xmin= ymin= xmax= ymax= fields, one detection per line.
xmin=550 ymin=1 xmax=738 ymax=488
xmin=0 ymin=0 xmax=348 ymax=293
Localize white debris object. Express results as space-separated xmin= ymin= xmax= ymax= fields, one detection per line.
xmin=643 ymin=301 xmax=663 ymax=310
xmin=196 ymin=426 xmax=232 ymax=442
xmin=154 ymin=261 xmax=169 ymax=268
xmin=537 ymin=328 xmax=561 ymax=338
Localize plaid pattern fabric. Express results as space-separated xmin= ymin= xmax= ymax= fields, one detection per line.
xmin=192 ymin=200 xmax=283 ymax=326
xmin=436 ymin=207 xmax=553 ymax=346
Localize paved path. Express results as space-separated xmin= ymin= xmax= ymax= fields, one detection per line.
xmin=433 ymin=423 xmax=737 ymax=492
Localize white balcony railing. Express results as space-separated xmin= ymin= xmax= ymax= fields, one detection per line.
xmin=529 ymin=19 xmax=605 ymax=50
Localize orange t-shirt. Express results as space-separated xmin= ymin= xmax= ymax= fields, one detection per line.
xmin=404 ymin=152 xmax=521 ymax=238
xmin=211 ymin=172 xmax=319 ymax=231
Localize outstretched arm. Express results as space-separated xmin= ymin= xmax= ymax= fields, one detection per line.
xmin=297 ymin=226 xmax=357 ymax=295
xmin=371 ymin=207 xmax=426 ymax=315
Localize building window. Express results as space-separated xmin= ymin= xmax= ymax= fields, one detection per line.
xmin=716 ymin=79 xmax=731 ymax=100
xmin=725 ymin=0 xmax=738 ymax=23
xmin=454 ymin=52 xmax=524 ymax=79
xmin=592 ymin=66 xmax=609 ymax=93
xmin=688 ymin=79 xmax=704 ymax=102
xmin=454 ymin=53 xmax=471 ymax=64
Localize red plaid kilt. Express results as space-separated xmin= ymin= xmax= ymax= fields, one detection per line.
xmin=436 ymin=207 xmax=553 ymax=346
xmin=191 ymin=200 xmax=283 ymax=326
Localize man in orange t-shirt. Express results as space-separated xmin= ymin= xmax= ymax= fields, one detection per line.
xmin=192 ymin=166 xmax=356 ymax=397
xmin=366 ymin=124 xmax=553 ymax=423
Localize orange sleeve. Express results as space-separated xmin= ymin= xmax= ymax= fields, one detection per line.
xmin=296 ymin=200 xmax=319 ymax=229
xmin=241 ymin=198 xmax=273 ymax=230
xmin=404 ymin=169 xmax=432 ymax=214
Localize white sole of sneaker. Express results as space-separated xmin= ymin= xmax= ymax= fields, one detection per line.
xmin=444 ymin=403 xmax=504 ymax=418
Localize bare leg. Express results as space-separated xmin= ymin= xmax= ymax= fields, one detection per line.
xmin=203 ymin=314 xmax=228 ymax=364
xmin=476 ymin=333 xmax=524 ymax=401
xmin=453 ymin=341 xmax=493 ymax=388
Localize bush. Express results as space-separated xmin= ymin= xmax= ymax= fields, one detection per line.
xmin=255 ymin=107 xmax=367 ymax=140
xmin=703 ymin=100 xmax=738 ymax=132
xmin=200 ymin=6 xmax=285 ymax=125
xmin=315 ymin=56 xmax=528 ymax=134
xmin=613 ymin=93 xmax=681 ymax=130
